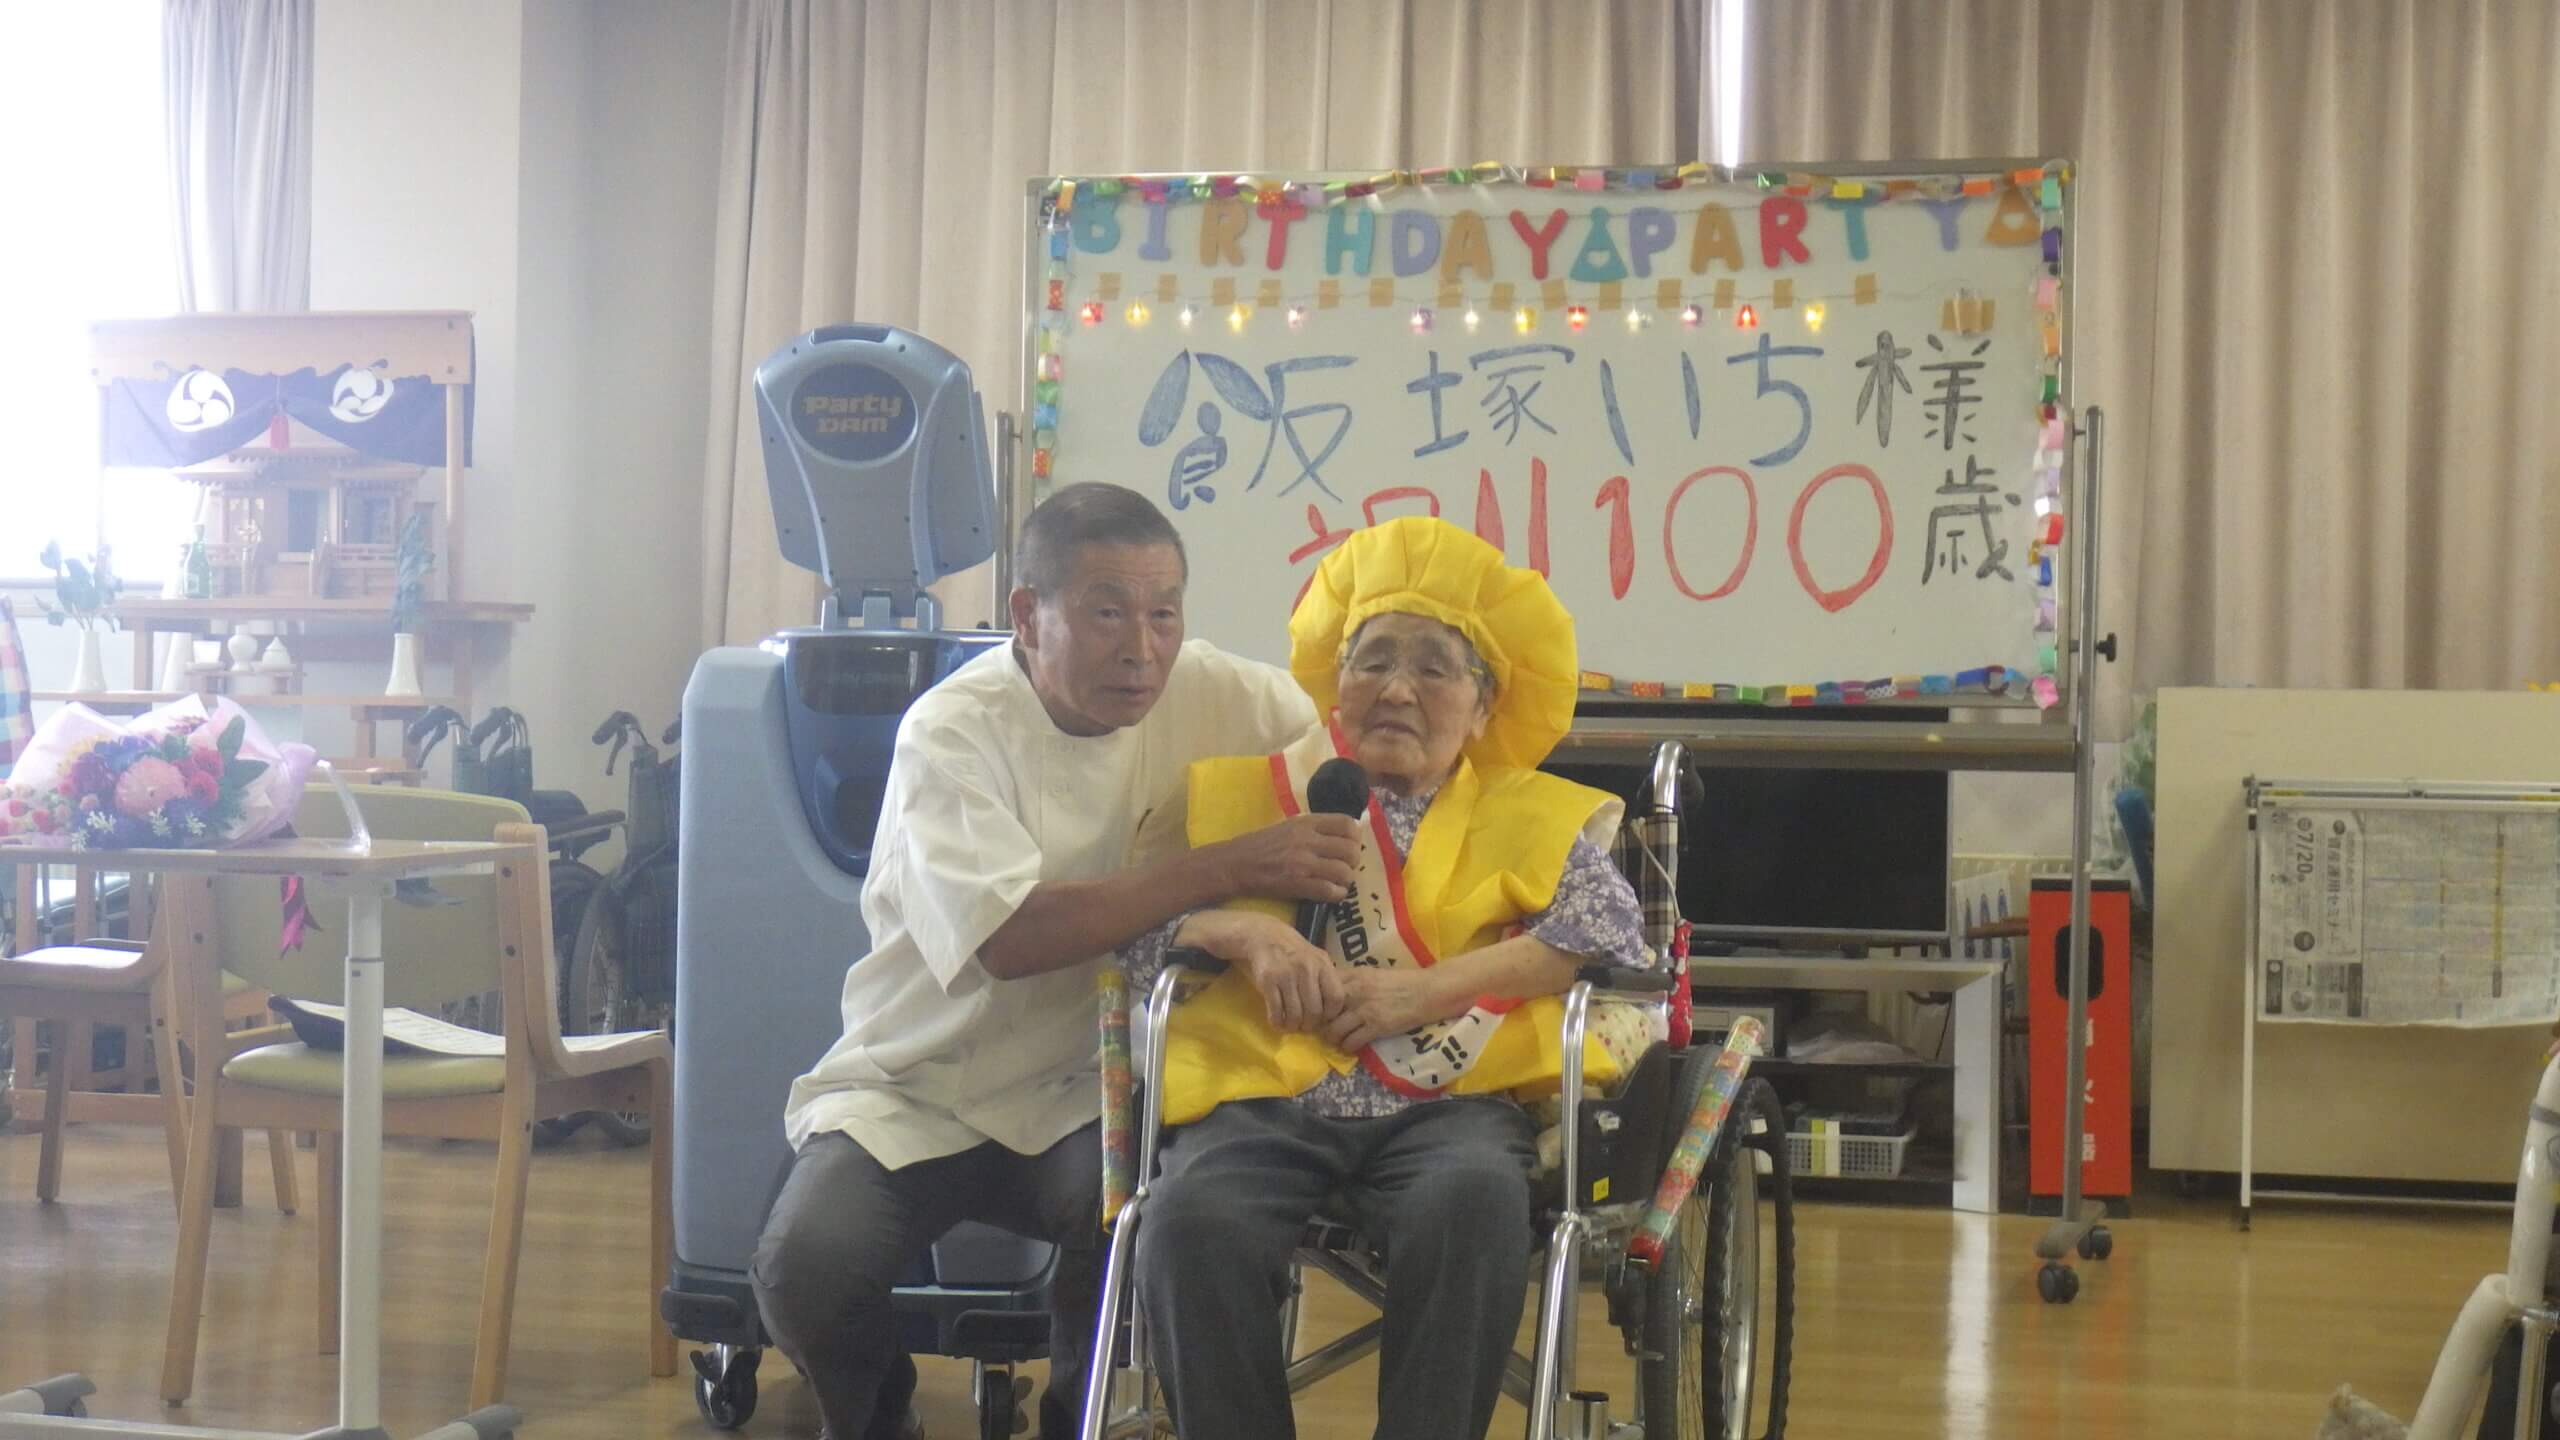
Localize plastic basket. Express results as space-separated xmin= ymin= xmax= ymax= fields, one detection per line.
xmin=1786 ymin=1124 xmax=1915 ymax=1180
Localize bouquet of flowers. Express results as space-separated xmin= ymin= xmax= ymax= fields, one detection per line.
xmin=0 ymin=695 xmax=317 ymax=851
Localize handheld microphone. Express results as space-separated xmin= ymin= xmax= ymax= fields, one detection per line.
xmin=1294 ymin=758 xmax=1370 ymax=947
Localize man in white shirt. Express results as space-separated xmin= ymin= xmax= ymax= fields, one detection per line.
xmin=752 ymin=484 xmax=1354 ymax=1440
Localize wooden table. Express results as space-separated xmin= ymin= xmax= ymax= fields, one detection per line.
xmin=0 ymin=836 xmax=535 ymax=1440
xmin=104 ymin=597 xmax=531 ymax=726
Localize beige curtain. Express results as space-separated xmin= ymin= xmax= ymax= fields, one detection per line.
xmin=1740 ymin=0 xmax=2560 ymax=724
xmin=701 ymin=0 xmax=1708 ymax=645
xmin=164 ymin=0 xmax=312 ymax=311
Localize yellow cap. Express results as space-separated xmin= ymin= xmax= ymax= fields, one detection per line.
xmin=1288 ymin=517 xmax=1580 ymax=770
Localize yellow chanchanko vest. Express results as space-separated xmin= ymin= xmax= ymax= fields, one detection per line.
xmin=1156 ymin=749 xmax=1627 ymax=1127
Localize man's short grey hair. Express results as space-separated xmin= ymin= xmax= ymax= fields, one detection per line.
xmin=1013 ymin=483 xmax=1188 ymax=594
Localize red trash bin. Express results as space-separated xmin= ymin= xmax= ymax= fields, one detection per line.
xmin=2030 ymin=876 xmax=2132 ymax=1203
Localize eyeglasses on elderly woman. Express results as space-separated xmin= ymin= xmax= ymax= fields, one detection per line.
xmin=1338 ymin=619 xmax=1494 ymax=695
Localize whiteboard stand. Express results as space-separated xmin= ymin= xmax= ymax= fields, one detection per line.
xmin=2029 ymin=406 xmax=2115 ymax=1295
xmin=2239 ymin=777 xmax=2560 ymax=1230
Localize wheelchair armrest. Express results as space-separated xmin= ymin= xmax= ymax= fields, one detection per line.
xmin=543 ymin=811 xmax=625 ymax=846
xmin=1575 ymin=962 xmax=1675 ymax=995
xmin=1137 ymin=949 xmax=1227 ymax=1075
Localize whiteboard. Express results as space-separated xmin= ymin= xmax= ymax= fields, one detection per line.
xmin=2254 ymin=798 xmax=2560 ymax=1027
xmin=1025 ymin=162 xmax=2074 ymax=706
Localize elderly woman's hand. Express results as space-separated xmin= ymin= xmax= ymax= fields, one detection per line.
xmin=1178 ymin=910 xmax=1345 ymax=1033
xmin=1322 ymin=966 xmax=1463 ymax=1055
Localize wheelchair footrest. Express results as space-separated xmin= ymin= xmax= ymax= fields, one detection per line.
xmin=661 ymin=1286 xmax=760 ymax=1349
xmin=947 ymin=1308 xmax=1049 ymax=1363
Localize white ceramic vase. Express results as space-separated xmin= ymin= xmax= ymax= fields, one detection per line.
xmin=67 ymin=629 xmax=107 ymax=694
xmin=226 ymin=629 xmax=261 ymax=670
xmin=384 ymin=633 xmax=424 ymax=697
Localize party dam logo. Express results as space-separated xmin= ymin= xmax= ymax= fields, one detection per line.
xmin=792 ymin=362 xmax=918 ymax=463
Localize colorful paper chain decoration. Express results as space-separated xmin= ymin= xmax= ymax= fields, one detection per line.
xmin=1042 ymin=162 xmax=2075 ymax=215
xmin=1098 ymin=966 xmax=1137 ymax=1226
xmin=1627 ymin=1014 xmax=1766 ymax=1266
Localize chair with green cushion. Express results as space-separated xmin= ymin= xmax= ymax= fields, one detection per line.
xmin=157 ymin=785 xmax=677 ymax=1412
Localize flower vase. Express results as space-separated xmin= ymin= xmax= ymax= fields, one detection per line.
xmin=384 ymin=633 xmax=424 ymax=697
xmin=68 ymin=629 xmax=108 ymax=694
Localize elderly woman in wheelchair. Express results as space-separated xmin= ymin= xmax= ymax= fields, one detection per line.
xmin=1099 ymin=518 xmax=1665 ymax=1440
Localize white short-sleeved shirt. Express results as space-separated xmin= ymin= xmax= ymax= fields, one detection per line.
xmin=783 ymin=638 xmax=1315 ymax=1169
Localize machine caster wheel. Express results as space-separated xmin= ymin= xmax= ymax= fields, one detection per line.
xmin=2077 ymin=1226 xmax=2114 ymax=1261
xmin=691 ymin=1347 xmax=760 ymax=1430
xmin=2037 ymin=1262 xmax=2080 ymax=1304
xmin=977 ymin=1368 xmax=1030 ymax=1440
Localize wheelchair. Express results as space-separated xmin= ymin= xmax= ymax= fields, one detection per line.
xmin=408 ymin=704 xmax=680 ymax=1146
xmin=547 ymin=710 xmax=682 ymax=1146
xmin=1079 ymin=749 xmax=1796 ymax=1440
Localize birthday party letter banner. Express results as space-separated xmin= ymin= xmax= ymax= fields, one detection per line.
xmin=1034 ymin=165 xmax=2071 ymax=704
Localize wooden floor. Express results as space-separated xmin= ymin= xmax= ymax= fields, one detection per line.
xmin=0 ymin=1122 xmax=2504 ymax=1438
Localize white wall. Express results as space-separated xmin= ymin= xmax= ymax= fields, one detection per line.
xmin=293 ymin=0 xmax=721 ymax=813
xmin=519 ymin=0 xmax=723 ymax=805
xmin=313 ymin=0 xmax=524 ymax=606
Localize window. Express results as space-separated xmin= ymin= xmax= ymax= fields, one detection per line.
xmin=0 ymin=2 xmax=184 ymax=581
xmin=1717 ymin=0 xmax=1747 ymax=167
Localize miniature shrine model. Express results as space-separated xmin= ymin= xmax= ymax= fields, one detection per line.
xmin=180 ymin=431 xmax=435 ymax=603
xmin=71 ymin=310 xmax=533 ymax=762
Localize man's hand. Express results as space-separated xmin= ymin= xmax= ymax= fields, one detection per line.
xmin=1322 ymin=966 xmax=1461 ymax=1055
xmin=1179 ymin=911 xmax=1345 ymax=1033
xmin=1202 ymin=814 xmax=1361 ymax=905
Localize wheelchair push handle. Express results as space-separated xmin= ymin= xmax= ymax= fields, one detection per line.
xmin=405 ymin=705 xmax=467 ymax=764
xmin=592 ymin=710 xmax=658 ymax=776
xmin=469 ymin=707 xmax=523 ymax=755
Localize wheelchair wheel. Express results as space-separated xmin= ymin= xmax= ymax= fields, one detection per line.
xmin=691 ymin=1345 xmax=758 ymax=1430
xmin=978 ymin=1367 xmax=1029 ymax=1440
xmin=1640 ymin=1074 xmax=1792 ymax=1439
xmin=559 ymin=883 xmax=652 ymax=1147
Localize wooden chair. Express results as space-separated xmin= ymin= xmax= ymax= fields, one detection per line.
xmin=158 ymin=787 xmax=677 ymax=1410
xmin=2 ymin=865 xmax=295 ymax=1212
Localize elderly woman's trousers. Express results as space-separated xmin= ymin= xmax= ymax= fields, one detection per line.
xmin=1137 ymin=1096 xmax=1538 ymax=1440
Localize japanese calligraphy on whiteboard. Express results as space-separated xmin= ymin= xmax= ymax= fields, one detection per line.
xmin=2255 ymin=806 xmax=2560 ymax=1026
xmin=1029 ymin=163 xmax=2072 ymax=704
